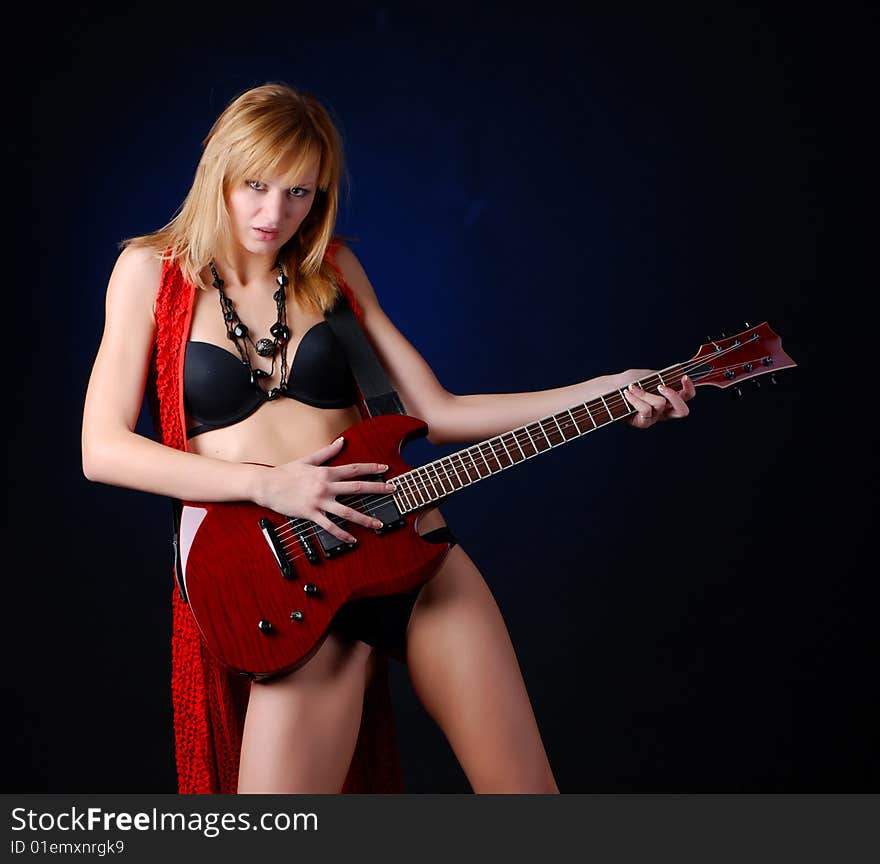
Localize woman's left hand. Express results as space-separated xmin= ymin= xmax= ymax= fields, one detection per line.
xmin=622 ymin=369 xmax=696 ymax=428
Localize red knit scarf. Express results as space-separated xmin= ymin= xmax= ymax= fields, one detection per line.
xmin=145 ymin=240 xmax=404 ymax=793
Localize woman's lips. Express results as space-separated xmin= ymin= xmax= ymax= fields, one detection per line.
xmin=253 ymin=227 xmax=278 ymax=240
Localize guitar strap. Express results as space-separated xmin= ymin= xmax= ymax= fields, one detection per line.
xmin=323 ymin=291 xmax=407 ymax=418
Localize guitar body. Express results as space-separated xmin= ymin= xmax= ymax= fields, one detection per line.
xmin=179 ymin=414 xmax=449 ymax=680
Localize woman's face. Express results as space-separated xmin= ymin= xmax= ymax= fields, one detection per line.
xmin=225 ymin=156 xmax=320 ymax=255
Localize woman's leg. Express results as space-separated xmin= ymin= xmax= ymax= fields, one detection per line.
xmin=237 ymin=630 xmax=375 ymax=793
xmin=406 ymin=515 xmax=559 ymax=794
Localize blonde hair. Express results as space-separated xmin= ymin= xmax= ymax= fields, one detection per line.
xmin=121 ymin=81 xmax=349 ymax=312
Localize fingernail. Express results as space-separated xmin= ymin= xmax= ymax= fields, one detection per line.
xmin=379 ymin=464 xmax=388 ymax=470
xmin=335 ymin=436 xmax=344 ymax=443
xmin=386 ymin=482 xmax=396 ymax=490
xmin=658 ymin=384 xmax=666 ymax=391
xmin=373 ymin=520 xmax=383 ymax=529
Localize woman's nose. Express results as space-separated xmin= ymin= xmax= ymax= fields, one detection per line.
xmin=263 ymin=191 xmax=288 ymax=220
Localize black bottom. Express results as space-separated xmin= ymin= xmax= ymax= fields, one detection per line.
xmin=330 ymin=526 xmax=458 ymax=664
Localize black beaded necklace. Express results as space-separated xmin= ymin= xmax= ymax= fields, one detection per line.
xmin=209 ymin=258 xmax=292 ymax=399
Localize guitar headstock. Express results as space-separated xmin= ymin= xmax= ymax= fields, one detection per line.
xmin=685 ymin=322 xmax=796 ymax=389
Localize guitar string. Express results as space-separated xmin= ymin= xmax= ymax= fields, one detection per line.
xmin=268 ymin=342 xmax=762 ymax=550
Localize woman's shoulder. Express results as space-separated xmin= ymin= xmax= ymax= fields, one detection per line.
xmin=326 ymin=241 xmax=376 ymax=306
xmin=106 ymin=244 xmax=167 ymax=320
xmin=112 ymin=244 xmax=165 ymax=285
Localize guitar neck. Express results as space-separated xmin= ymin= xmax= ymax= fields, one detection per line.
xmin=389 ymin=363 xmax=690 ymax=514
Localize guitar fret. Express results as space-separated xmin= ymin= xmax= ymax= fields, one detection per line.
xmin=409 ymin=473 xmax=428 ymax=507
xmin=446 ymin=456 xmax=466 ymax=489
xmin=487 ymin=440 xmax=502 ymax=471
xmin=489 ymin=438 xmax=508 ymax=469
xmin=584 ymin=402 xmax=597 ymax=428
xmin=436 ymin=461 xmax=453 ymax=494
xmin=474 ymin=443 xmax=490 ymax=475
xmin=599 ymin=394 xmax=612 ymax=423
xmin=536 ymin=420 xmax=552 ymax=450
xmin=393 ymin=475 xmax=411 ymax=512
xmin=469 ymin=447 xmax=488 ymax=479
xmin=400 ymin=474 xmax=419 ymax=511
xmin=431 ymin=460 xmax=451 ymax=496
xmin=423 ymin=465 xmax=441 ymax=500
xmin=523 ymin=424 xmax=539 ymax=456
xmin=532 ymin=420 xmax=550 ymax=453
xmin=510 ymin=428 xmax=527 ymax=459
xmin=421 ymin=465 xmax=440 ymax=500
xmin=456 ymin=451 xmax=479 ymax=483
xmin=567 ymin=408 xmax=585 ymax=436
xmin=488 ymin=439 xmax=504 ymax=470
xmin=498 ymin=433 xmax=516 ymax=466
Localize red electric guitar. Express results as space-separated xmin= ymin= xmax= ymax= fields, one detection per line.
xmin=178 ymin=322 xmax=796 ymax=680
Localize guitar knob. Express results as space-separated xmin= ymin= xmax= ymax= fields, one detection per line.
xmin=304 ymin=583 xmax=318 ymax=595
xmin=258 ymin=620 xmax=274 ymax=634
xmin=290 ymin=610 xmax=304 ymax=621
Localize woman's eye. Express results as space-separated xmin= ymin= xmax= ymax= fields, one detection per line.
xmin=246 ymin=180 xmax=308 ymax=198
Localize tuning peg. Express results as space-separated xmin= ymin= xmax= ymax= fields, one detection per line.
xmin=751 ymin=378 xmax=761 ymax=390
xmin=744 ymin=321 xmax=751 ymax=329
xmin=770 ymin=373 xmax=778 ymax=385
xmin=733 ymin=385 xmax=743 ymax=398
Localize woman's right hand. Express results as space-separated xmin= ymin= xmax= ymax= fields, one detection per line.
xmin=253 ymin=436 xmax=396 ymax=543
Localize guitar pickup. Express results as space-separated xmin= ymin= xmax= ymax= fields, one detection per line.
xmin=289 ymin=518 xmax=319 ymax=563
xmin=363 ymin=480 xmax=405 ymax=534
xmin=314 ymin=515 xmax=357 ymax=559
xmin=259 ymin=518 xmax=294 ymax=579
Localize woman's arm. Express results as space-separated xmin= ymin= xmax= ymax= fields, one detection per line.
xmin=81 ymin=246 xmax=264 ymax=502
xmin=333 ymin=246 xmax=644 ymax=445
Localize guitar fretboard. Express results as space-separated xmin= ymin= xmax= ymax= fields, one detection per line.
xmin=390 ymin=365 xmax=687 ymax=513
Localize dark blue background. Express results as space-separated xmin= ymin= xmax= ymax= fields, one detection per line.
xmin=13 ymin=4 xmax=872 ymax=792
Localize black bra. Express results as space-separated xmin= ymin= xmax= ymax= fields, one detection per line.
xmin=184 ymin=321 xmax=358 ymax=438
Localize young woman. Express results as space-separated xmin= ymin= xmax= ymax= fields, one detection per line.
xmin=81 ymin=81 xmax=695 ymax=794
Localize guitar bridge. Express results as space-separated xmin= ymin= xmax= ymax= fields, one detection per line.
xmin=259 ymin=518 xmax=294 ymax=579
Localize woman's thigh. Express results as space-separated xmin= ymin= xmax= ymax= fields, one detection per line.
xmin=405 ymin=540 xmax=559 ymax=793
xmin=237 ymin=629 xmax=375 ymax=794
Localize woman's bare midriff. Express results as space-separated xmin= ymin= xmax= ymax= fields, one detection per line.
xmin=185 ymin=397 xmax=363 ymax=466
